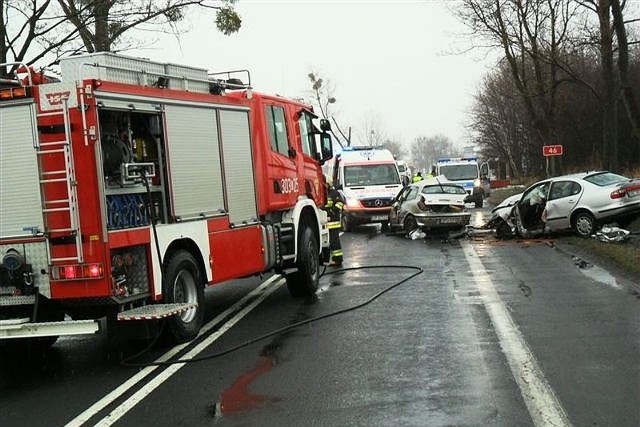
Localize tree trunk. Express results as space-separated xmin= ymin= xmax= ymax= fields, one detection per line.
xmin=597 ymin=0 xmax=618 ymax=170
xmin=93 ymin=0 xmax=111 ymax=51
xmin=611 ymin=0 xmax=640 ymax=145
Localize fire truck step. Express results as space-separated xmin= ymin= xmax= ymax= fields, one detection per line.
xmin=48 ymin=227 xmax=76 ymax=233
xmin=37 ymin=147 xmax=66 ymax=154
xmin=40 ymin=178 xmax=70 ymax=184
xmin=117 ymin=303 xmax=198 ymax=321
xmin=0 ymin=319 xmax=100 ymax=339
xmin=51 ymin=256 xmax=80 ymax=262
xmin=44 ymin=198 xmax=71 ymax=205
xmin=0 ymin=295 xmax=36 ymax=306
xmin=43 ymin=207 xmax=72 ymax=213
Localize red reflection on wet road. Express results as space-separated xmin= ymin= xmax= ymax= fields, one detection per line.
xmin=219 ymin=357 xmax=275 ymax=415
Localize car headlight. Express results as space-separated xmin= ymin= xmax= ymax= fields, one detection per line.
xmin=474 ymin=179 xmax=481 ymax=187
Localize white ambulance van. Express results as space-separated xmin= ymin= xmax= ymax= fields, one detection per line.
xmin=326 ymin=147 xmax=403 ymax=231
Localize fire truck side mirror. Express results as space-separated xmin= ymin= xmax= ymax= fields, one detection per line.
xmin=320 ymin=133 xmax=333 ymax=162
xmin=319 ymin=119 xmax=331 ymax=132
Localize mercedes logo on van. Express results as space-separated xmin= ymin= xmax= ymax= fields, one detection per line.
xmin=374 ymin=199 xmax=383 ymax=207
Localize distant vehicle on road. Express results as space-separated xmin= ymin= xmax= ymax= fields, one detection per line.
xmin=489 ymin=171 xmax=640 ymax=238
xmin=388 ymin=177 xmax=471 ymax=234
xmin=396 ymin=160 xmax=412 ymax=186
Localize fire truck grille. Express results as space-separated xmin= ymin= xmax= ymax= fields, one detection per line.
xmin=361 ymin=198 xmax=394 ymax=208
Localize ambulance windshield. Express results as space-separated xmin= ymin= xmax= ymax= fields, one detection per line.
xmin=344 ymin=164 xmax=401 ymax=187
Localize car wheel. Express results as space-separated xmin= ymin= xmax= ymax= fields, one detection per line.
xmin=573 ymin=211 xmax=595 ymax=237
xmin=404 ymin=215 xmax=418 ymax=233
xmin=163 ymin=250 xmax=204 ymax=343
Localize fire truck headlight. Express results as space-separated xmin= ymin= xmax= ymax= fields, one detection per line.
xmin=2 ymin=248 xmax=25 ymax=271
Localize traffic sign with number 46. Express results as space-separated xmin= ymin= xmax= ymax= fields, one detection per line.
xmin=543 ymin=144 xmax=563 ymax=156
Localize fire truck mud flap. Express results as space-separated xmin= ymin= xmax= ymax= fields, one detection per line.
xmin=286 ymin=225 xmax=320 ymax=298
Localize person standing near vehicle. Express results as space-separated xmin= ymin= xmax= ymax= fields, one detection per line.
xmin=426 ymin=166 xmax=436 ymax=178
xmin=412 ymin=171 xmax=423 ymax=183
xmin=324 ymin=180 xmax=345 ymax=266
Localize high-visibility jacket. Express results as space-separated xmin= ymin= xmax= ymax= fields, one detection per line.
xmin=412 ymin=175 xmax=423 ymax=183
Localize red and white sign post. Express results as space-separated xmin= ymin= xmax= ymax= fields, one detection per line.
xmin=543 ymin=145 xmax=563 ymax=156
xmin=542 ymin=144 xmax=563 ymax=176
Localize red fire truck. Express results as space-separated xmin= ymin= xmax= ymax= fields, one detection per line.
xmin=0 ymin=53 xmax=333 ymax=346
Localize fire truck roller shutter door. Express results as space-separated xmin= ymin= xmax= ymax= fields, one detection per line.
xmin=0 ymin=101 xmax=45 ymax=238
xmin=219 ymin=109 xmax=258 ymax=225
xmin=164 ymin=104 xmax=224 ymax=220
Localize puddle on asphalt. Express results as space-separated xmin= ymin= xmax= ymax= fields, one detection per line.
xmin=574 ymin=262 xmax=622 ymax=290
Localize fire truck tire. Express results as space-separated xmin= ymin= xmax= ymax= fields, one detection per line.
xmin=163 ymin=250 xmax=204 ymax=343
xmin=286 ymin=225 xmax=320 ymax=298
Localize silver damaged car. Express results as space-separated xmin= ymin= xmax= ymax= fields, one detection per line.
xmin=388 ymin=178 xmax=471 ymax=233
xmin=489 ymin=171 xmax=640 ymax=238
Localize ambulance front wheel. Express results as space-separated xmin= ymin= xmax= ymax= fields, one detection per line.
xmin=163 ymin=250 xmax=204 ymax=343
xmin=286 ymin=225 xmax=320 ymax=298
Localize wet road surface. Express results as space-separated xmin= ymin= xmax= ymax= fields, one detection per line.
xmin=1 ymin=207 xmax=639 ymax=426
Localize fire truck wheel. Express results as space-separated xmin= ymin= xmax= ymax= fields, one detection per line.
xmin=163 ymin=250 xmax=204 ymax=343
xmin=286 ymin=225 xmax=320 ymax=298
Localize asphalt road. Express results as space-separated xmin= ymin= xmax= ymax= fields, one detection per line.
xmin=1 ymin=206 xmax=639 ymax=427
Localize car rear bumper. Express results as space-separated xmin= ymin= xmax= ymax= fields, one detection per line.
xmin=415 ymin=213 xmax=471 ymax=229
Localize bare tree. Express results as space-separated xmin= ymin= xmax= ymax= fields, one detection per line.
xmin=410 ymin=134 xmax=457 ymax=174
xmin=1 ymin=0 xmax=79 ymax=76
xmin=57 ymin=0 xmax=241 ymax=53
xmin=307 ymin=71 xmax=350 ymax=148
xmin=457 ymin=0 xmax=581 ymax=175
xmin=611 ymin=0 xmax=640 ymax=143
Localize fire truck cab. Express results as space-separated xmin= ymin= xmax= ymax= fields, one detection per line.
xmin=0 ymin=53 xmax=333 ymax=346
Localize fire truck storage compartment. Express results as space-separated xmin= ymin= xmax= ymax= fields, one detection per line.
xmin=0 ymin=100 xmax=45 ymax=238
xmin=99 ymin=106 xmax=167 ymax=230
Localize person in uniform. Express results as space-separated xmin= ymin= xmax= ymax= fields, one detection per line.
xmin=412 ymin=171 xmax=423 ymax=183
xmin=324 ymin=179 xmax=345 ymax=266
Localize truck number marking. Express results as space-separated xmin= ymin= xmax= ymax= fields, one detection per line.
xmin=280 ymin=177 xmax=299 ymax=194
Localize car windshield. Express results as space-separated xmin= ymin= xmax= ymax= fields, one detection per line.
xmin=438 ymin=164 xmax=478 ymax=180
xmin=583 ymin=172 xmax=629 ymax=186
xmin=421 ymin=184 xmax=467 ymax=195
xmin=344 ymin=164 xmax=401 ymax=186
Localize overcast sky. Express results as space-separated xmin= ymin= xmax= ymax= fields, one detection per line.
xmin=131 ymin=0 xmax=498 ymax=153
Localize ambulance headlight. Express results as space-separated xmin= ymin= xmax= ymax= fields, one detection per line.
xmin=345 ymin=198 xmax=361 ymax=208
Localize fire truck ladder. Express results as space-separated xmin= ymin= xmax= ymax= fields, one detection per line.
xmin=36 ymin=100 xmax=83 ymax=263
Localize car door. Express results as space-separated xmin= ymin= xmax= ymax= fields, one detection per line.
xmin=514 ymin=181 xmax=551 ymax=232
xmin=390 ymin=185 xmax=418 ymax=227
xmin=544 ymin=180 xmax=582 ymax=231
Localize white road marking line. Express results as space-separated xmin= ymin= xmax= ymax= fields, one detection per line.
xmin=65 ymin=275 xmax=284 ymax=427
xmin=461 ymin=241 xmax=573 ymax=427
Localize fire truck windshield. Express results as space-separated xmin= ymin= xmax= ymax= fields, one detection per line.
xmin=439 ymin=164 xmax=479 ymax=181
xmin=344 ymin=164 xmax=401 ymax=187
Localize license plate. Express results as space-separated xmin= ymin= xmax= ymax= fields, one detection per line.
xmin=439 ymin=217 xmax=460 ymax=224
xmin=629 ymin=189 xmax=640 ymax=197
xmin=371 ymin=215 xmax=387 ymax=221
